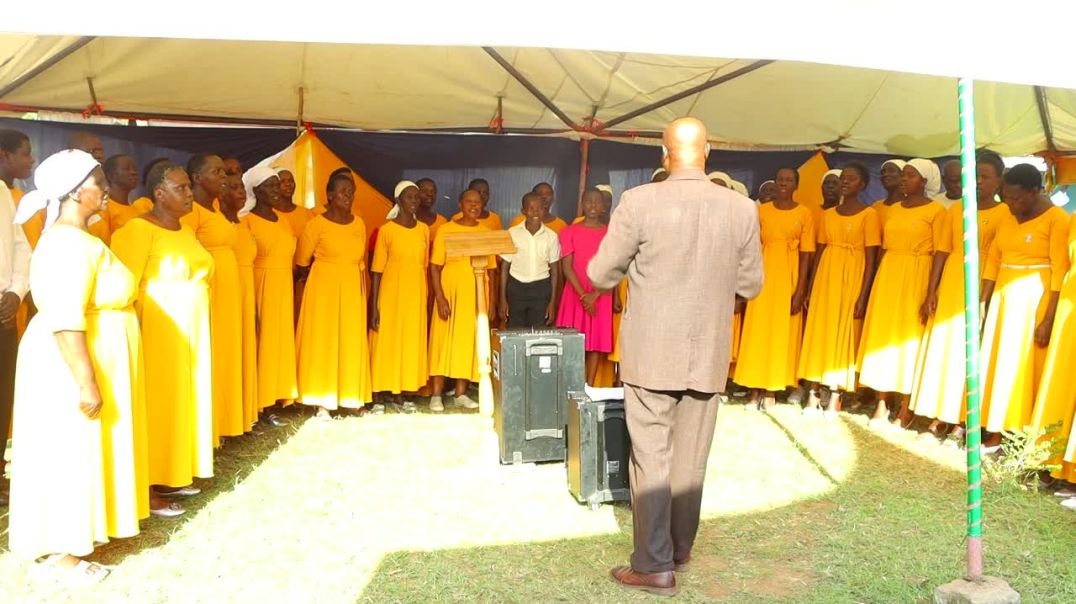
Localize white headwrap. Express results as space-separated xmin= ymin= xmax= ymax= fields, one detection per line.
xmin=13 ymin=149 xmax=99 ymax=231
xmin=907 ymin=158 xmax=943 ymax=198
xmin=387 ymin=180 xmax=418 ymax=220
xmin=595 ymin=184 xmax=613 ymax=195
xmin=882 ymin=159 xmax=907 ymax=173
xmin=823 ymin=168 xmax=842 ymax=181
xmin=707 ymin=171 xmax=732 ymax=187
xmin=241 ymin=165 xmax=278 ymax=217
xmin=730 ymin=180 xmax=749 ymax=197
xmin=651 ymin=168 xmax=667 ymax=180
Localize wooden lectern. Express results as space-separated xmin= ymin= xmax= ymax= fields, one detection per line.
xmin=444 ymin=230 xmax=517 ymax=417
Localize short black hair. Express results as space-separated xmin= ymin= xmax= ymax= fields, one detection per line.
xmin=145 ymin=161 xmax=183 ymax=202
xmin=326 ymin=169 xmax=353 ymax=197
xmin=776 ymin=167 xmax=800 ymax=186
xmin=142 ymin=157 xmax=172 ymax=188
xmin=459 ymin=188 xmax=482 ymax=203
xmin=416 ymin=177 xmax=435 ymax=188
xmin=0 ymin=129 xmax=29 ymax=154
xmin=532 ymin=182 xmax=553 ymax=192
xmin=186 ymin=153 xmax=219 ymax=179
xmin=977 ymin=151 xmax=1005 ymax=179
xmin=1003 ymin=163 xmax=1042 ymax=191
xmin=103 ymin=154 xmax=132 ymax=182
xmin=843 ymin=161 xmax=870 ymax=188
xmin=467 ymin=178 xmax=489 ymax=189
xmin=521 ymin=192 xmax=542 ymax=207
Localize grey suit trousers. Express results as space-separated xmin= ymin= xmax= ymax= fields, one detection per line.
xmin=624 ymin=383 xmax=720 ymax=573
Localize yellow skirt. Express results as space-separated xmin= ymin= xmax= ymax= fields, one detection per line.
xmin=254 ymin=265 xmax=298 ymax=409
xmin=207 ymin=247 xmax=245 ymax=442
xmin=238 ymin=265 xmax=258 ymax=430
xmin=910 ymin=253 xmax=969 ymax=424
xmin=429 ymin=262 xmax=484 ymax=382
xmin=798 ymin=245 xmax=866 ymax=391
xmin=296 ymin=261 xmax=372 ymax=409
xmin=1031 ymin=271 xmax=1076 ymax=482
xmin=734 ymin=243 xmax=803 ymax=391
xmin=371 ymin=262 xmax=429 ymax=394
xmin=857 ymin=252 xmax=932 ymax=394
xmin=980 ymin=266 xmax=1050 ymax=433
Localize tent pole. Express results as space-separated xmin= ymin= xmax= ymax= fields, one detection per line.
xmin=1034 ymin=86 xmax=1056 ymax=152
xmin=576 ymin=139 xmax=590 ymax=218
xmin=483 ymin=47 xmax=580 ymax=131
xmin=0 ymin=36 xmax=95 ymax=99
xmin=957 ymin=77 xmax=984 ymax=582
xmin=296 ymin=86 xmax=305 ymax=136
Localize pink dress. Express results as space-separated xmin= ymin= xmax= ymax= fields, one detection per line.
xmin=556 ymin=223 xmax=614 ymax=352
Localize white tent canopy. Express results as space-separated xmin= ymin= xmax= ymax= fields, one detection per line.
xmin=4 ymin=1 xmax=1076 ymax=156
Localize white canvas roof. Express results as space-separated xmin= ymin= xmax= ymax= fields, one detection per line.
xmin=4 ymin=0 xmax=1076 ymax=156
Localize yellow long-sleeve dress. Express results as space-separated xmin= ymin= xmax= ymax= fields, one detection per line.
xmin=857 ymin=201 xmax=946 ymax=394
xmin=428 ymin=221 xmax=493 ymax=381
xmin=181 ymin=201 xmax=244 ymax=443
xmin=112 ymin=218 xmax=214 ymax=488
xmin=980 ymin=207 xmax=1070 ymax=433
xmin=9 ymin=225 xmax=149 ymax=560
xmin=244 ymin=212 xmax=298 ymax=410
xmin=1030 ymin=213 xmax=1076 ymax=482
xmin=371 ymin=220 xmax=430 ymax=394
xmin=278 ymin=205 xmax=315 ymax=239
xmin=295 ymin=215 xmax=372 ymax=409
xmin=451 ymin=211 xmax=503 ymax=231
xmin=734 ymin=203 xmax=816 ymax=391
xmin=104 ymin=196 xmax=154 ymax=240
xmin=910 ymin=202 xmax=1010 ymax=423
xmin=232 ymin=212 xmax=259 ymax=430
xmin=798 ymin=206 xmax=881 ymax=391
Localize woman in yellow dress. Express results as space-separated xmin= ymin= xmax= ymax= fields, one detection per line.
xmin=873 ymin=159 xmax=907 ymax=228
xmin=980 ymin=164 xmax=1069 ymax=447
xmin=181 ymin=153 xmax=244 ymax=443
xmin=371 ymin=181 xmax=430 ymax=408
xmin=112 ymin=161 xmax=213 ymax=516
xmin=218 ymin=175 xmax=259 ymax=431
xmin=451 ymin=178 xmax=503 ymax=230
xmin=295 ymin=170 xmax=372 ymax=418
xmin=275 ymin=169 xmax=315 ymax=329
xmin=428 ymin=189 xmax=494 ymax=411
xmin=910 ymin=152 xmax=1010 ymax=437
xmin=799 ymin=163 xmax=880 ymax=413
xmin=858 ymin=159 xmax=946 ymax=427
xmin=242 ymin=167 xmax=299 ymax=418
xmin=417 ymin=178 xmax=449 ymax=239
xmin=734 ymin=168 xmax=816 ymax=409
xmin=102 ymin=155 xmax=153 ymax=241
xmin=8 ymin=151 xmax=148 ymax=583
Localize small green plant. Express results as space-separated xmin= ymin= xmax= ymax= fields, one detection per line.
xmin=983 ymin=422 xmax=1065 ymax=489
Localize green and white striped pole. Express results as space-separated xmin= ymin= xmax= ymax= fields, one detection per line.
xmin=958 ymin=77 xmax=984 ymax=581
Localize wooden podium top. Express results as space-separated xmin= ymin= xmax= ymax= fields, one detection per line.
xmin=444 ymin=230 xmax=516 ymax=258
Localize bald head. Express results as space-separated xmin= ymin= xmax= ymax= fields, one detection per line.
xmin=67 ymin=131 xmax=105 ymax=163
xmin=662 ymin=118 xmax=709 ymax=173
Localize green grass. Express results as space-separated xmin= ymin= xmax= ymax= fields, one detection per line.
xmin=2 ymin=402 xmax=1075 ymax=603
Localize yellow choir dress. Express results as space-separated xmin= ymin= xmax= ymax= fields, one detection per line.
xmin=1030 ymin=213 xmax=1076 ymax=482
xmin=858 ymin=201 xmax=947 ymax=394
xmin=428 ymin=221 xmax=493 ymax=381
xmin=371 ymin=221 xmax=430 ymax=394
xmin=232 ymin=212 xmax=259 ymax=430
xmin=112 ymin=218 xmax=214 ymax=488
xmin=244 ymin=212 xmax=299 ymax=410
xmin=980 ymin=207 xmax=1070 ymax=433
xmin=798 ymin=206 xmax=882 ymax=391
xmin=911 ymin=202 xmax=1009 ymax=423
xmin=104 ymin=196 xmax=154 ymax=241
xmin=734 ymin=203 xmax=816 ymax=391
xmin=181 ymin=201 xmax=244 ymax=442
xmin=9 ymin=225 xmax=149 ymax=560
xmin=451 ymin=210 xmax=503 ymax=231
xmin=426 ymin=214 xmax=448 ymax=241
xmin=295 ymin=215 xmax=372 ymax=409
xmin=277 ymin=205 xmax=315 ymax=239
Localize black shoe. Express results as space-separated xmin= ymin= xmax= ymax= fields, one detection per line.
xmin=262 ymin=413 xmax=287 ymax=427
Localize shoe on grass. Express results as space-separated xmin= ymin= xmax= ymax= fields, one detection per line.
xmin=429 ymin=397 xmax=444 ymax=412
xmin=454 ymin=394 xmax=479 ymax=409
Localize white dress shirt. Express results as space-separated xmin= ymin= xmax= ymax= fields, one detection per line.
xmin=0 ymin=181 xmax=31 ymax=301
xmin=500 ymin=221 xmax=560 ymax=283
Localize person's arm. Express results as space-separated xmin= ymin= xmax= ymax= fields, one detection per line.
xmin=1036 ymin=213 xmax=1071 ymax=347
xmin=369 ymin=271 xmax=382 ymax=331
xmin=499 ymin=258 xmax=511 ymax=324
xmin=919 ymin=251 xmax=950 ymax=325
xmin=430 ymin=264 xmax=450 ymax=321
xmin=855 ymin=246 xmax=880 ymax=319
xmin=586 ymin=194 xmax=640 ymax=291
xmin=546 ymin=260 xmax=561 ymax=325
xmin=562 ymin=253 xmax=594 ymax=315
xmin=737 ymin=204 xmax=764 ymax=300
xmin=1035 ymin=291 xmax=1061 ymax=348
xmin=55 ymin=331 xmax=103 ymax=419
xmin=790 ymin=251 xmax=813 ymax=315
xmin=803 ymin=244 xmax=826 ymax=309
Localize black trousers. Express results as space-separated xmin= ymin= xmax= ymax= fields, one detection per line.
xmin=505 ymin=275 xmax=553 ymax=329
xmin=0 ymin=324 xmax=15 ymax=479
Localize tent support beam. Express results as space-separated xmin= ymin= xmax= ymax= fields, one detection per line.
xmin=483 ymin=47 xmax=580 ymax=130
xmin=599 ymin=59 xmax=775 ymax=130
xmin=1034 ymin=86 xmax=1056 ymax=151
xmin=0 ymin=36 xmax=96 ymax=99
xmin=296 ymin=86 xmax=305 ymax=135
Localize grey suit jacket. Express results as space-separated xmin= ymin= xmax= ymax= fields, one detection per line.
xmin=587 ymin=169 xmax=763 ymax=393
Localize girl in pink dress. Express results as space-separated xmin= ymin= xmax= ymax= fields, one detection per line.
xmin=557 ymin=189 xmax=618 ymax=384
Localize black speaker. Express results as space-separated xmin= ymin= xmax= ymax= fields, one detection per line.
xmin=566 ymin=391 xmax=631 ymax=510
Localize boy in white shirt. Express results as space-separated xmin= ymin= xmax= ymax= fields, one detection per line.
xmin=499 ymin=193 xmax=561 ymax=329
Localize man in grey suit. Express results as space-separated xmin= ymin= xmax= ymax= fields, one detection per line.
xmin=588 ymin=117 xmax=763 ymax=597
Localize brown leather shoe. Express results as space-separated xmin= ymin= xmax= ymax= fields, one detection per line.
xmin=609 ymin=566 xmax=677 ymax=597
xmin=674 ymin=554 xmax=691 ymax=573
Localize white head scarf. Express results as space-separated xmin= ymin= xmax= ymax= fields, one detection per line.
xmin=241 ymin=166 xmax=278 ymax=217
xmin=387 ymin=180 xmax=418 ymax=220
xmin=707 ymin=171 xmax=732 ymax=187
xmin=595 ymin=184 xmax=613 ymax=195
xmin=882 ymin=159 xmax=907 ymax=173
xmin=13 ymin=149 xmax=100 ymax=231
xmin=907 ymin=158 xmax=943 ymax=198
xmin=651 ymin=167 xmax=667 ymax=181
xmin=823 ymin=168 xmax=842 ymax=181
xmin=730 ymin=180 xmax=749 ymax=197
